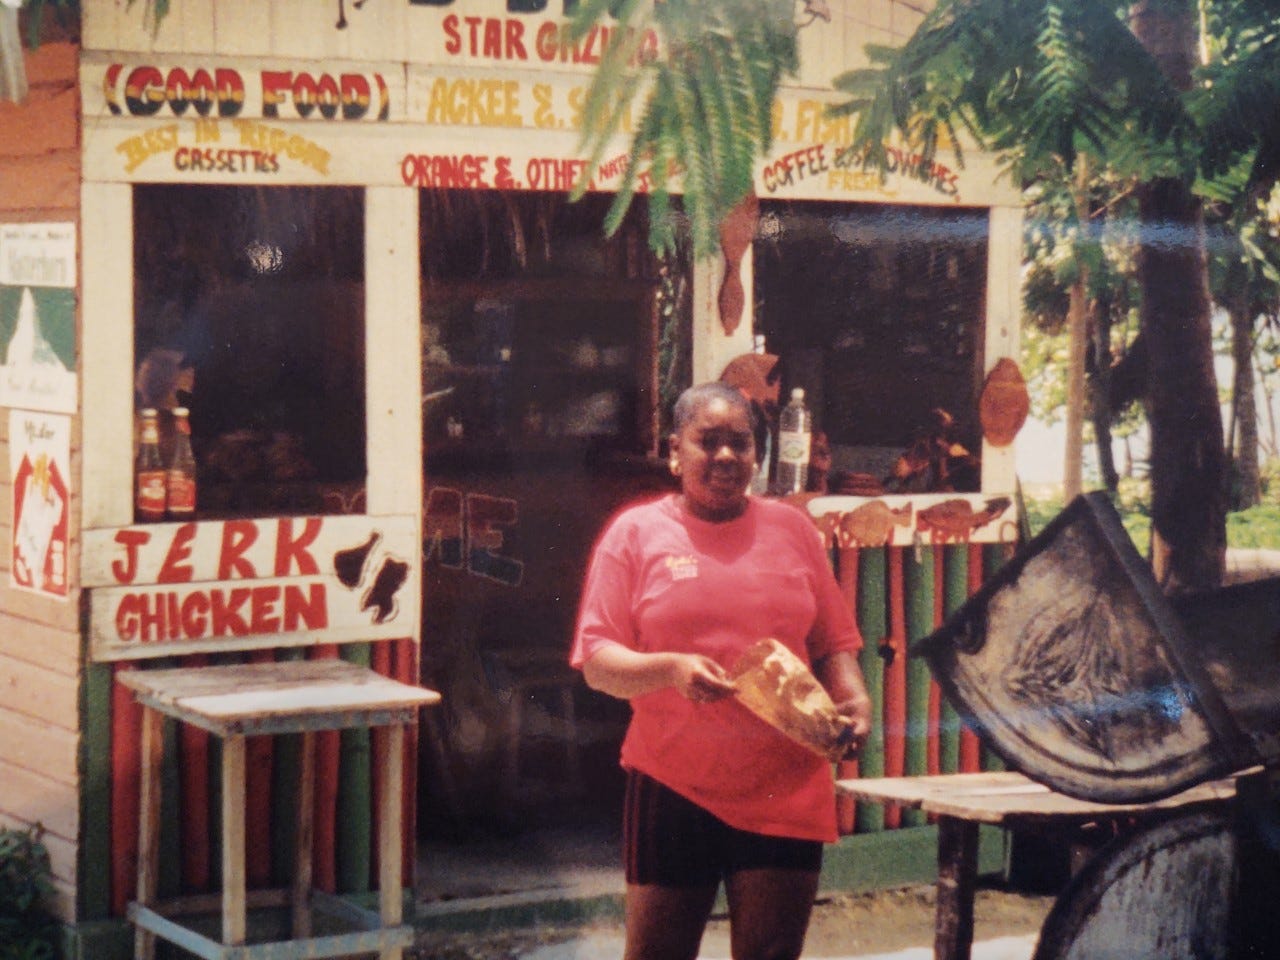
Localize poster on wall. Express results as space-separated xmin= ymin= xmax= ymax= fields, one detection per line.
xmin=0 ymin=223 xmax=78 ymax=415
xmin=10 ymin=410 xmax=71 ymax=599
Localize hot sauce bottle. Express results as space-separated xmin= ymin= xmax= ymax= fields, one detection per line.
xmin=135 ymin=408 xmax=166 ymax=522
xmin=166 ymin=406 xmax=197 ymax=520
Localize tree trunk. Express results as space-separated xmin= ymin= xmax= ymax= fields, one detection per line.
xmin=1230 ymin=297 xmax=1260 ymax=508
xmin=1131 ymin=0 xmax=1226 ymax=592
xmin=1064 ymin=167 xmax=1091 ymax=501
xmin=1089 ymin=303 xmax=1120 ymax=492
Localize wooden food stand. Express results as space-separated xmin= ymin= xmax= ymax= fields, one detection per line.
xmin=0 ymin=2 xmax=1028 ymax=954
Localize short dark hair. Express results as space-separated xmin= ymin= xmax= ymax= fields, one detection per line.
xmin=672 ymin=382 xmax=756 ymax=434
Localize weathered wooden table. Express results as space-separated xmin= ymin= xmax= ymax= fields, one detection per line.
xmin=118 ymin=659 xmax=441 ymax=960
xmin=836 ymin=771 xmax=1241 ymax=960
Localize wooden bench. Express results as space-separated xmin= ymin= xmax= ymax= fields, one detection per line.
xmin=118 ymin=659 xmax=441 ymax=960
xmin=836 ymin=771 xmax=1243 ymax=960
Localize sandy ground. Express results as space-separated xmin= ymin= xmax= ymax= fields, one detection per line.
xmin=411 ymin=882 xmax=1056 ymax=959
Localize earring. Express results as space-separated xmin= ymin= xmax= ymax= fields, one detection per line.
xmin=670 ymin=460 xmax=681 ymax=476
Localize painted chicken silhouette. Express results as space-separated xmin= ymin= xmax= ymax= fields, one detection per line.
xmin=333 ymin=532 xmax=379 ymax=589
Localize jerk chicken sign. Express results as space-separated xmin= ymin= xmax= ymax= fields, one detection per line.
xmin=82 ymin=515 xmax=419 ymax=661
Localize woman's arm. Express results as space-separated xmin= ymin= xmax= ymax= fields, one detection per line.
xmin=813 ymin=649 xmax=873 ymax=748
xmin=582 ymin=641 xmax=738 ymax=703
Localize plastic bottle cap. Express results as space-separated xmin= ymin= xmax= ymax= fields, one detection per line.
xmin=140 ymin=408 xmax=158 ymax=417
xmin=791 ymin=388 xmax=804 ymax=401
xmin=173 ymin=407 xmax=189 ymax=416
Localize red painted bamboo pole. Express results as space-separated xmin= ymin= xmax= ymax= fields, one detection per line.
xmin=110 ymin=663 xmax=143 ymax=917
xmin=958 ymin=543 xmax=985 ymax=771
xmin=368 ymin=640 xmax=391 ymax=885
xmin=245 ymin=649 xmax=275 ymax=889
xmin=311 ymin=644 xmax=341 ymax=893
xmin=179 ymin=654 xmax=211 ymax=893
xmin=393 ymin=637 xmax=419 ymax=888
xmin=883 ymin=548 xmax=907 ymax=828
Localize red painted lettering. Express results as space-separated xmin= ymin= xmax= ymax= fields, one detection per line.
xmin=218 ymin=521 xmax=259 ymax=580
xmin=111 ymin=529 xmax=151 ymax=584
xmin=211 ymin=586 xmax=251 ymax=636
xmin=115 ymin=594 xmax=140 ymax=640
xmin=275 ymin=517 xmax=322 ymax=576
xmin=181 ymin=592 xmax=210 ymax=637
xmin=443 ymin=13 xmax=462 ymax=54
xmin=124 ymin=66 xmax=165 ymax=116
xmin=250 ymin=584 xmax=282 ymax=634
xmin=261 ymin=70 xmax=291 ymax=118
xmin=157 ymin=522 xmax=197 ymax=583
xmin=284 ymin=582 xmax=328 ymax=630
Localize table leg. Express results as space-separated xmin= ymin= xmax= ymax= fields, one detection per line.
xmin=135 ymin=707 xmax=164 ymax=960
xmin=293 ymin=731 xmax=316 ymax=939
xmin=934 ymin=815 xmax=979 ymax=960
xmin=222 ymin=734 xmax=247 ymax=946
xmin=377 ymin=724 xmax=405 ymax=960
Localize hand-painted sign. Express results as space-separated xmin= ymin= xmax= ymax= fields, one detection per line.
xmin=10 ymin=411 xmax=70 ymax=599
xmin=83 ymin=514 xmax=419 ymax=660
xmin=405 ymin=6 xmax=659 ymax=71
xmin=0 ymin=224 xmax=77 ymax=415
xmin=89 ymin=60 xmax=397 ymax=122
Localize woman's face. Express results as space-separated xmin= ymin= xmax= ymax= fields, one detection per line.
xmin=670 ymin=396 xmax=756 ymax=521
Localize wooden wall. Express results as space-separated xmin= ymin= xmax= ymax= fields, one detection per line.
xmin=0 ymin=41 xmax=82 ymax=922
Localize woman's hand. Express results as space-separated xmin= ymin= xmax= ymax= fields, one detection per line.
xmin=669 ymin=654 xmax=738 ymax=704
xmin=813 ymin=650 xmax=874 ymax=757
xmin=832 ymin=690 xmax=873 ymax=757
xmin=582 ymin=644 xmax=737 ymax=702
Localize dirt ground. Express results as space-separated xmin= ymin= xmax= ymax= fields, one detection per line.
xmin=410 ymin=882 xmax=1056 ymax=959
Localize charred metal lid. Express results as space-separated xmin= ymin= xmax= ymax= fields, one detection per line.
xmin=917 ymin=492 xmax=1259 ymax=803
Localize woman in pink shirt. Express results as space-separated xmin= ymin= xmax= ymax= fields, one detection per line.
xmin=572 ymin=382 xmax=873 ymax=960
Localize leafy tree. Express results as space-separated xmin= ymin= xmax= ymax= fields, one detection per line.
xmin=567 ymin=0 xmax=798 ymax=257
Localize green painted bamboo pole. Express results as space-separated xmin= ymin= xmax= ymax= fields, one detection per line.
xmin=940 ymin=547 xmax=969 ymax=774
xmin=903 ymin=545 xmax=934 ymax=827
xmin=271 ymin=647 xmax=307 ymax=887
xmin=854 ymin=547 xmax=888 ymax=834
xmin=337 ymin=643 xmax=373 ymax=894
xmin=78 ymin=662 xmax=114 ymax=921
xmin=981 ymin=544 xmax=1010 ymax=772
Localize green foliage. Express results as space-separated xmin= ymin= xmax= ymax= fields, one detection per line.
xmin=568 ymin=0 xmax=798 ymax=256
xmin=828 ymin=0 xmax=1193 ymax=186
xmin=0 ymin=826 xmax=58 ymax=960
xmin=1024 ymin=473 xmax=1280 ymax=551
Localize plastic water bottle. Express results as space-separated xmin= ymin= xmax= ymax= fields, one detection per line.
xmin=776 ymin=387 xmax=811 ymax=494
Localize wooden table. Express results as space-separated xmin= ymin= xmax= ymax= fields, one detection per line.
xmin=118 ymin=659 xmax=441 ymax=960
xmin=836 ymin=771 xmax=1241 ymax=960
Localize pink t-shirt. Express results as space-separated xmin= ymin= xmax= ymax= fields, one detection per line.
xmin=571 ymin=494 xmax=862 ymax=842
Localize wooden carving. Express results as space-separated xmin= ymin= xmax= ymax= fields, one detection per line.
xmin=979 ymin=357 xmax=1030 ymax=447
xmin=717 ymin=192 xmax=759 ymax=335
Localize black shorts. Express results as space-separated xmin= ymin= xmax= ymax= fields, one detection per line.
xmin=622 ymin=769 xmax=823 ymax=887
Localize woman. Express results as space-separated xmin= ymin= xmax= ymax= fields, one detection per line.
xmin=572 ymin=381 xmax=873 ymax=960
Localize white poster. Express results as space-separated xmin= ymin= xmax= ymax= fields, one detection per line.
xmin=10 ymin=410 xmax=71 ymax=598
xmin=0 ymin=223 xmax=78 ymax=414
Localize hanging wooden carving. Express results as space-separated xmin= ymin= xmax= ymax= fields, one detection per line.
xmin=978 ymin=357 xmax=1030 ymax=447
xmin=717 ymin=192 xmax=759 ymax=335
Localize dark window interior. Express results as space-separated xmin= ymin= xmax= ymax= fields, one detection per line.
xmin=755 ymin=200 xmax=988 ymax=485
xmin=133 ymin=185 xmax=366 ymax=516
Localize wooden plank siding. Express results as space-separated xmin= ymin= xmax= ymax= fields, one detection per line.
xmin=0 ymin=38 xmax=82 ymax=924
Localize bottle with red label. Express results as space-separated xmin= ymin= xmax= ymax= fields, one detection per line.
xmin=135 ymin=408 xmax=166 ymax=522
xmin=166 ymin=406 xmax=197 ymax=520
